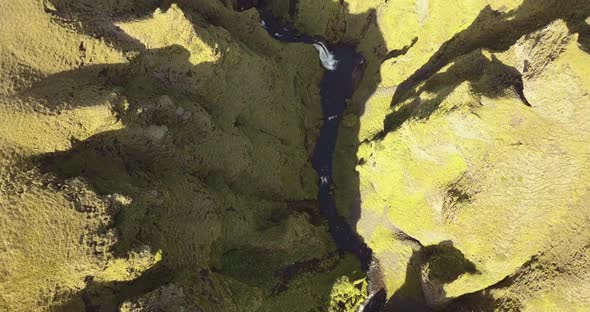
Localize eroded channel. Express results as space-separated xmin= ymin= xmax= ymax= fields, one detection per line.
xmin=236 ymin=2 xmax=385 ymax=310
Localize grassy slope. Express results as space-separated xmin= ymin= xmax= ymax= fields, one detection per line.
xmin=305 ymin=0 xmax=590 ymax=310
xmin=290 ymin=0 xmax=590 ymax=310
xmin=0 ymin=1 xmax=366 ymax=311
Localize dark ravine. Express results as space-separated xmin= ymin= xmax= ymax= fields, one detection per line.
xmin=236 ymin=1 xmax=385 ymax=310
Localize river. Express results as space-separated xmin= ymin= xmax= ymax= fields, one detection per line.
xmin=236 ymin=2 xmax=386 ymax=311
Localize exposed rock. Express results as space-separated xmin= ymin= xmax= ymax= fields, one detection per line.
xmin=181 ymin=111 xmax=192 ymax=121
xmin=158 ymin=95 xmax=175 ymax=111
xmin=145 ymin=125 xmax=168 ymax=142
xmin=120 ymin=284 xmax=201 ymax=312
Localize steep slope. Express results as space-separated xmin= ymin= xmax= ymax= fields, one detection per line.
xmin=0 ymin=1 xmax=367 ymax=311
xmin=286 ymin=0 xmax=590 ymax=310
xmin=272 ymin=0 xmax=590 ymax=310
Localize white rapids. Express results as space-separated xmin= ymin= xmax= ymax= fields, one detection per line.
xmin=313 ymin=41 xmax=339 ymax=71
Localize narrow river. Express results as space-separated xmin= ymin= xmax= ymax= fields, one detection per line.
xmin=237 ymin=3 xmax=386 ymax=311
xmin=249 ymin=6 xmax=373 ymax=267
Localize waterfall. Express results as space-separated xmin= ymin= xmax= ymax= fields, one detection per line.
xmin=259 ymin=14 xmax=338 ymax=71
xmin=313 ymin=41 xmax=339 ymax=71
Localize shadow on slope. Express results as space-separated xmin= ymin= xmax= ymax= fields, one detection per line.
xmin=383 ymin=51 xmax=532 ymax=134
xmin=45 ymin=0 xmax=163 ymax=51
xmin=364 ymin=1 xmax=590 ymax=311
xmin=383 ymin=0 xmax=590 ymax=136
xmin=44 ymin=0 xmax=233 ymax=52
xmin=383 ymin=241 xmax=479 ymax=311
xmin=24 ymin=46 xmax=223 ymax=309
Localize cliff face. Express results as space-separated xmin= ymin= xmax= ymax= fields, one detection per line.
xmin=1 ymin=0 xmax=589 ymax=311
xmin=286 ymin=0 xmax=590 ymax=310
xmin=358 ymin=17 xmax=590 ymax=308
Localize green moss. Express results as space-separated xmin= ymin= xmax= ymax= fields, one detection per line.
xmin=256 ymin=253 xmax=366 ymax=312
xmin=220 ymin=247 xmax=287 ymax=288
xmin=329 ymin=276 xmax=368 ymax=312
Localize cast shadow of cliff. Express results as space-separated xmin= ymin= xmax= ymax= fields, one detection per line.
xmin=382 ymin=241 xmax=479 ymax=312
xmin=21 ymin=43 xmax=216 ymax=114
xmin=29 ymin=42 xmax=319 ymax=310
xmin=382 ymin=0 xmax=590 ymax=136
xmin=381 ymin=50 xmax=532 ymax=135
xmin=357 ymin=1 xmax=589 ymax=311
xmin=45 ymin=0 xmax=230 ymax=53
xmin=23 ymin=45 xmax=225 ymax=310
xmin=439 ymin=255 xmax=546 ymax=312
xmin=45 ymin=0 xmax=162 ymax=52
xmin=361 ymin=241 xmax=480 ymax=312
xmin=26 ymin=46 xmax=330 ymax=311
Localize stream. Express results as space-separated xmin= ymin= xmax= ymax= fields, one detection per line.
xmin=237 ymin=3 xmax=385 ymax=311
xmin=249 ymin=6 xmax=373 ymax=268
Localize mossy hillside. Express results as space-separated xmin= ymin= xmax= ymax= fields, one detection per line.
xmin=0 ymin=1 xmax=360 ymax=311
xmin=0 ymin=1 xmax=126 ymax=310
xmin=328 ymin=276 xmax=368 ymax=312
xmin=0 ymin=174 xmax=117 ymax=311
xmin=0 ymin=0 xmax=126 ymax=155
xmin=352 ymin=6 xmax=590 ymax=311
xmin=291 ymin=0 xmax=527 ymax=218
xmin=359 ymin=64 xmax=587 ymax=301
xmin=118 ymin=252 xmax=366 ymax=312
